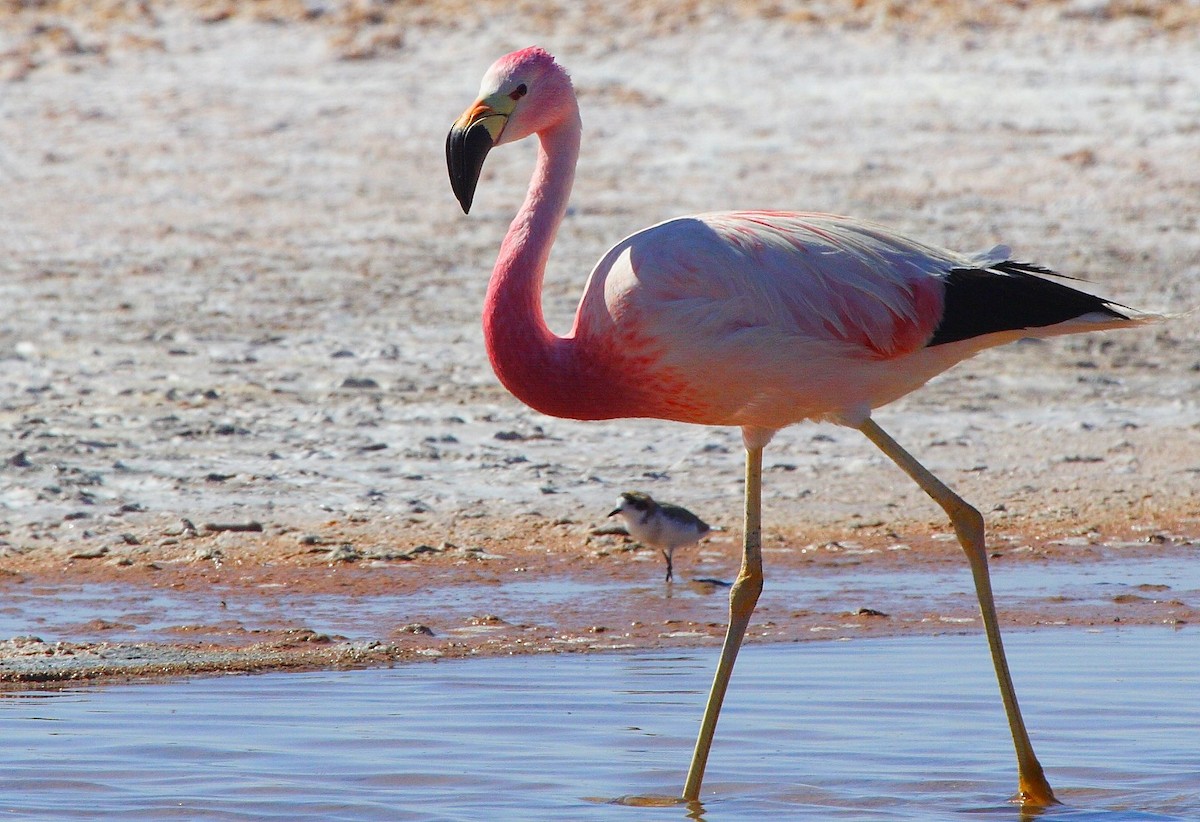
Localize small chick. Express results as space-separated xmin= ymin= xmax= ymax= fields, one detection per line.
xmin=608 ymin=491 xmax=711 ymax=582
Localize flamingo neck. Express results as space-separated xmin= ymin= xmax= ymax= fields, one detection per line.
xmin=483 ymin=114 xmax=630 ymax=420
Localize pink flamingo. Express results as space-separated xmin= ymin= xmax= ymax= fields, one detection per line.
xmin=447 ymin=47 xmax=1150 ymax=807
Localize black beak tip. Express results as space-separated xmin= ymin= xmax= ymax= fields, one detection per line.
xmin=447 ymin=121 xmax=493 ymax=216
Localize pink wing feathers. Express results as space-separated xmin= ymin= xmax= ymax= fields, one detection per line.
xmin=568 ymin=211 xmax=964 ymax=427
xmin=700 ymin=212 xmax=951 ymax=358
xmin=571 ymin=211 xmax=957 ymax=426
xmin=581 ymin=211 xmax=951 ymax=360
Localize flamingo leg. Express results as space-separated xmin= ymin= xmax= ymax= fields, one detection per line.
xmin=682 ymin=445 xmax=764 ymax=802
xmin=858 ymin=418 xmax=1058 ymax=806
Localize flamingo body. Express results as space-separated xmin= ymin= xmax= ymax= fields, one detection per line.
xmin=489 ymin=204 xmax=1134 ymax=432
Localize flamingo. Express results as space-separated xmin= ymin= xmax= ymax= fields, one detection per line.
xmin=446 ymin=46 xmax=1151 ymax=806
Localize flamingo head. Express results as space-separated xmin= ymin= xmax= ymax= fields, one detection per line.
xmin=447 ymin=47 xmax=574 ymax=213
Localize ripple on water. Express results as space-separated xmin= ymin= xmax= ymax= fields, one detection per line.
xmin=0 ymin=628 xmax=1197 ymax=820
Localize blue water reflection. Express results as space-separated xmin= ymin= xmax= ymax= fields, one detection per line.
xmin=0 ymin=629 xmax=1197 ymax=820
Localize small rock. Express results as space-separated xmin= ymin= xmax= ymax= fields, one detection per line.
xmin=213 ymin=424 xmax=248 ymax=436
xmin=203 ymin=521 xmax=263 ymax=533
xmin=326 ymin=544 xmax=360 ymax=563
xmin=191 ymin=547 xmax=223 ymax=563
xmin=366 ymin=552 xmax=415 ymax=562
xmin=162 ymin=518 xmax=200 ymax=537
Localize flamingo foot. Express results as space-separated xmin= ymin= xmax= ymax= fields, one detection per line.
xmin=1016 ymin=761 xmax=1060 ymax=807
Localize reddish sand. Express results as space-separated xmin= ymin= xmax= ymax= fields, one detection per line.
xmin=1 ymin=514 xmax=1195 ymax=686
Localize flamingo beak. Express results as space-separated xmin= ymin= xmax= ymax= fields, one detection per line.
xmin=447 ymin=101 xmax=507 ymax=214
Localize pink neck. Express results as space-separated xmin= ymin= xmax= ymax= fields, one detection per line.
xmin=482 ymin=114 xmax=634 ymax=420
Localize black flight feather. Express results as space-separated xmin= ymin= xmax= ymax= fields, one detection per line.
xmin=927 ymin=262 xmax=1131 ymax=347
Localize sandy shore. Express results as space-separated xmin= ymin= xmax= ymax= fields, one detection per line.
xmin=1 ymin=519 xmax=1197 ymax=686
xmin=0 ymin=2 xmax=1197 ymax=684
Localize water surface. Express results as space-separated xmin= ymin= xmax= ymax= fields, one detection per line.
xmin=1 ymin=628 xmax=1197 ymax=820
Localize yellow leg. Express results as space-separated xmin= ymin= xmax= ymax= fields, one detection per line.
xmin=682 ymin=445 xmax=764 ymax=802
xmin=859 ymin=418 xmax=1058 ymax=806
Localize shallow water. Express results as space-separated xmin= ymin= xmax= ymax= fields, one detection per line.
xmin=1 ymin=629 xmax=1196 ymax=820
xmin=2 ymin=553 xmax=1197 ymax=644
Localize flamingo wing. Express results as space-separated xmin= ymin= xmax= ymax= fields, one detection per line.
xmin=582 ymin=211 xmax=952 ymax=360
xmin=573 ymin=211 xmax=1137 ymax=428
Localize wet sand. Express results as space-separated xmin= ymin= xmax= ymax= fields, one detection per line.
xmin=0 ymin=3 xmax=1198 ymax=685
xmin=1 ymin=519 xmax=1196 ymax=685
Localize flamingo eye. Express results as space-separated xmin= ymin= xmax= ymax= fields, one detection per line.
xmin=509 ymin=83 xmax=527 ymax=101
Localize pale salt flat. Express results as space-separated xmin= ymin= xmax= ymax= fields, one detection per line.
xmin=0 ymin=9 xmax=1196 ymax=552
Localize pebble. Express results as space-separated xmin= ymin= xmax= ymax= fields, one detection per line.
xmin=326 ymin=544 xmax=360 ymax=563
xmin=203 ymin=522 xmax=264 ymax=533
xmin=67 ymin=547 xmax=109 ymax=560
